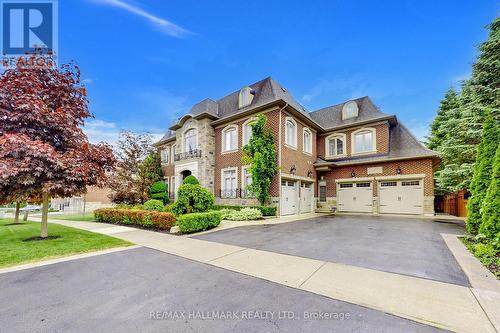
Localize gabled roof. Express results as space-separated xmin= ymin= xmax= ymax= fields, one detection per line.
xmin=309 ymin=96 xmax=391 ymax=130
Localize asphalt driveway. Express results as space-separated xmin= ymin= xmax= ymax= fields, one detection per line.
xmin=195 ymin=215 xmax=469 ymax=286
xmin=0 ymin=247 xmax=447 ymax=333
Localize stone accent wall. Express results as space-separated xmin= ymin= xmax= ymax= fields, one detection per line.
xmin=317 ymin=122 xmax=390 ymax=159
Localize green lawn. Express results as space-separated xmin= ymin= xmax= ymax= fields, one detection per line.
xmin=0 ymin=218 xmax=132 ymax=268
xmin=49 ymin=213 xmax=96 ymax=222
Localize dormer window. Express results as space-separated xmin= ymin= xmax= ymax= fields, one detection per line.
xmin=238 ymin=87 xmax=255 ymax=109
xmin=342 ymin=101 xmax=359 ymax=120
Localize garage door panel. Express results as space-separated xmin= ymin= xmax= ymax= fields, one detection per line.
xmin=337 ymin=182 xmax=373 ymax=213
xmin=300 ymin=183 xmax=313 ymax=213
xmin=379 ymin=180 xmax=423 ymax=215
xmin=281 ymin=181 xmax=297 ymax=216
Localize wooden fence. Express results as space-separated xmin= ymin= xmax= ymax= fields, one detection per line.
xmin=435 ymin=190 xmax=469 ymax=217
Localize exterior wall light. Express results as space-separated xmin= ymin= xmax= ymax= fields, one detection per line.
xmin=396 ymin=167 xmax=402 ymax=175
xmin=351 ymin=170 xmax=356 ymax=177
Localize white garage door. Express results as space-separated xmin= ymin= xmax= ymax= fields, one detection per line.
xmin=281 ymin=180 xmax=297 ymax=216
xmin=379 ymin=180 xmax=423 ymax=215
xmin=337 ymin=182 xmax=373 ymax=213
xmin=300 ymin=182 xmax=313 ymax=213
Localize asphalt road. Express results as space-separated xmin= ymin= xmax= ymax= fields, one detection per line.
xmin=0 ymin=247 xmax=447 ymax=333
xmin=195 ymin=215 xmax=469 ymax=286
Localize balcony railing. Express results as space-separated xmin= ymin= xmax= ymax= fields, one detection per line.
xmin=174 ymin=149 xmax=202 ymax=162
xmin=219 ymin=188 xmax=255 ymax=199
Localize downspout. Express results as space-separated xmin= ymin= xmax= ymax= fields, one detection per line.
xmin=277 ymin=103 xmax=288 ymax=216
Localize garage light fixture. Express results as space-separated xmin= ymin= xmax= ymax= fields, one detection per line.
xmin=351 ymin=170 xmax=356 ymax=177
xmin=290 ymin=165 xmax=297 ymax=174
xmin=396 ymin=167 xmax=402 ymax=175
xmin=307 ymin=170 xmax=313 ymax=178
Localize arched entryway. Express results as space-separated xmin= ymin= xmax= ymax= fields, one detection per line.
xmin=181 ymin=170 xmax=192 ymax=180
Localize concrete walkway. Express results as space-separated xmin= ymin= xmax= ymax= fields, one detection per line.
xmin=22 ymin=217 xmax=497 ymax=333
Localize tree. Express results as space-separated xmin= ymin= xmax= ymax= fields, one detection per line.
xmin=149 ymin=181 xmax=168 ymax=204
xmin=466 ymin=113 xmax=499 ymax=234
xmin=432 ymin=17 xmax=500 ymax=192
xmin=171 ymin=176 xmax=214 ymax=215
xmin=108 ymin=131 xmax=161 ymax=204
xmin=479 ymin=142 xmax=500 ymax=239
xmin=426 ymin=87 xmax=460 ymax=151
xmin=242 ymin=114 xmax=278 ymax=205
xmin=0 ymin=53 xmax=115 ymax=238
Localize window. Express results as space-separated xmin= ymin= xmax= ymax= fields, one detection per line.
xmin=352 ymin=128 xmax=376 ymax=154
xmin=172 ymin=144 xmax=176 ymax=156
xmin=160 ymin=148 xmax=169 ymax=164
xmin=238 ymin=87 xmax=254 ymax=109
xmin=222 ymin=125 xmax=238 ymax=152
xmin=243 ymin=118 xmax=256 ymax=146
xmin=184 ymin=129 xmax=197 ymax=153
xmin=339 ymin=183 xmax=353 ymax=188
xmin=222 ymin=169 xmax=237 ymax=198
xmin=342 ymin=101 xmax=359 ymax=120
xmin=326 ymin=134 xmax=346 ymax=157
xmin=171 ymin=176 xmax=176 ymax=196
xmin=380 ymin=181 xmax=397 ymax=187
xmin=356 ymin=182 xmax=371 ymax=188
xmin=303 ymin=128 xmax=312 ymax=154
xmin=242 ymin=167 xmax=253 ymax=197
xmin=402 ymin=180 xmax=420 ymax=186
xmin=285 ymin=117 xmax=297 ymax=147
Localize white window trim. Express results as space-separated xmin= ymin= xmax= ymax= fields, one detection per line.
xmin=221 ymin=167 xmax=238 ymax=198
xmin=171 ymin=176 xmax=177 ymax=197
xmin=182 ymin=128 xmax=198 ymax=153
xmin=221 ymin=124 xmax=239 ymax=153
xmin=242 ymin=117 xmax=257 ymax=146
xmin=342 ymin=101 xmax=359 ymax=120
xmin=284 ymin=117 xmax=297 ymax=149
xmin=302 ymin=127 xmax=313 ymax=155
xmin=351 ymin=127 xmax=377 ymax=155
xmin=325 ymin=133 xmax=347 ymax=158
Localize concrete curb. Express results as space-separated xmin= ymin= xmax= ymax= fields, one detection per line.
xmin=442 ymin=233 xmax=500 ymax=333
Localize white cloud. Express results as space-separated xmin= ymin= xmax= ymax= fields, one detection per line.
xmin=89 ymin=0 xmax=191 ymax=37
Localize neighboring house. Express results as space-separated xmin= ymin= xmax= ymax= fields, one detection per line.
xmin=50 ymin=186 xmax=113 ymax=214
xmin=154 ymin=77 xmax=439 ymax=216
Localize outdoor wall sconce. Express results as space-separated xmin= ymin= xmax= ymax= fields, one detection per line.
xmin=307 ymin=170 xmax=313 ymax=178
xmin=290 ymin=165 xmax=297 ymax=174
xmin=351 ymin=170 xmax=356 ymax=177
xmin=396 ymin=167 xmax=402 ymax=175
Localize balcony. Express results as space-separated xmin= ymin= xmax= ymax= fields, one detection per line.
xmin=174 ymin=149 xmax=202 ymax=162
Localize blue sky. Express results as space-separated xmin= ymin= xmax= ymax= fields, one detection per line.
xmin=58 ymin=0 xmax=498 ymax=144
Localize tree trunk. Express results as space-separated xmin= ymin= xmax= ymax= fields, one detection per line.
xmin=14 ymin=202 xmax=20 ymax=223
xmin=40 ymin=192 xmax=49 ymax=238
xmin=23 ymin=211 xmax=29 ymax=221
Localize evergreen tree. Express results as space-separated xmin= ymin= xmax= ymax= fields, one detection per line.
xmin=479 ymin=143 xmax=500 ymax=239
xmin=434 ymin=16 xmax=500 ymax=192
xmin=427 ymin=87 xmax=460 ymax=151
xmin=466 ymin=113 xmax=499 ymax=234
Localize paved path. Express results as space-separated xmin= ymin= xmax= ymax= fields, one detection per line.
xmin=25 ymin=218 xmax=497 ymax=333
xmin=1 ymin=247 xmax=449 ymax=333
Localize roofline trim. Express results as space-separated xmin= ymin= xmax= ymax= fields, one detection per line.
xmin=314 ymin=154 xmax=439 ymax=167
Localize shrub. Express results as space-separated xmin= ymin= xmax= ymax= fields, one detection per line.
xmin=225 ymin=207 xmax=263 ymax=221
xmin=171 ymin=184 xmax=214 ymax=215
xmin=94 ymin=208 xmax=176 ymax=230
xmin=144 ymin=199 xmax=164 ymax=211
xmin=176 ymin=211 xmax=222 ymax=233
xmin=150 ymin=181 xmax=169 ymax=204
xmin=163 ymin=203 xmax=175 ymax=213
xmin=219 ymin=208 xmax=237 ymax=219
xmin=183 ymin=175 xmax=200 ymax=185
xmin=212 ymin=204 xmax=276 ymax=216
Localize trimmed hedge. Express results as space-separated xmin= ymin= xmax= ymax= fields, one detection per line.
xmin=144 ymin=199 xmax=164 ymax=211
xmin=176 ymin=211 xmax=222 ymax=234
xmin=94 ymin=208 xmax=176 ymax=230
xmin=212 ymin=204 xmax=276 ymax=216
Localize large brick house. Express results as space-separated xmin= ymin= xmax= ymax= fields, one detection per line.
xmin=154 ymin=77 xmax=439 ymax=216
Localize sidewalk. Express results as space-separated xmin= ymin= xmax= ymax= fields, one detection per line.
xmin=25 ymin=217 xmax=498 ymax=333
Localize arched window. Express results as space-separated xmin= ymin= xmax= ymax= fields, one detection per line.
xmin=303 ymin=128 xmax=312 ymax=154
xmin=183 ymin=128 xmax=197 ymax=153
xmin=285 ymin=117 xmax=297 ymax=148
xmin=242 ymin=118 xmax=257 ymax=146
xmin=352 ymin=128 xmax=376 ymax=154
xmin=342 ymin=101 xmax=359 ymax=120
xmin=238 ymin=87 xmax=255 ymax=109
xmin=326 ymin=133 xmax=346 ymax=157
xmin=222 ymin=125 xmax=238 ymax=152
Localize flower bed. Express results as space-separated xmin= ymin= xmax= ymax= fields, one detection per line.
xmin=94 ymin=208 xmax=176 ymax=231
xmin=461 ymin=235 xmax=500 ymax=278
xmin=212 ymin=205 xmax=276 ymax=216
xmin=220 ymin=207 xmax=263 ymax=221
xmin=176 ymin=211 xmax=222 ymax=234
